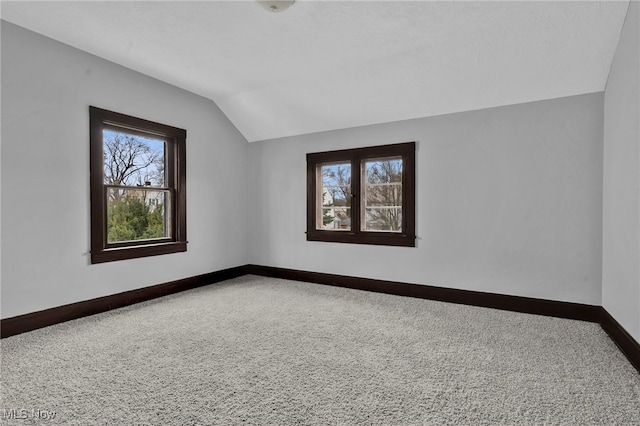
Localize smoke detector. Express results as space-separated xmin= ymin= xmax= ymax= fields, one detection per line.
xmin=257 ymin=0 xmax=295 ymax=13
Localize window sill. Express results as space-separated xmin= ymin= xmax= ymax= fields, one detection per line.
xmin=91 ymin=241 xmax=187 ymax=264
xmin=306 ymin=231 xmax=415 ymax=247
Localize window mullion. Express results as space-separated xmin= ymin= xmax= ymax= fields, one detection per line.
xmin=315 ymin=165 xmax=322 ymax=229
xmin=104 ymin=184 xmax=172 ymax=191
xmin=351 ymin=156 xmax=361 ymax=235
xmin=166 ymin=138 xmax=176 ymax=188
xmin=401 ymin=155 xmax=407 ymax=235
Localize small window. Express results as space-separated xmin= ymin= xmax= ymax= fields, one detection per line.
xmin=318 ymin=161 xmax=352 ymax=231
xmin=90 ymin=107 xmax=187 ymax=263
xmin=307 ymin=142 xmax=415 ymax=247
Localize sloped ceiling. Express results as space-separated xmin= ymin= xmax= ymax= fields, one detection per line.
xmin=0 ymin=1 xmax=630 ymax=142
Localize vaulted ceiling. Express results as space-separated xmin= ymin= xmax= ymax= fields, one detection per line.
xmin=1 ymin=1 xmax=630 ymax=142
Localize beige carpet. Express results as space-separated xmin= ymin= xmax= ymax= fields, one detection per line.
xmin=1 ymin=275 xmax=639 ymax=425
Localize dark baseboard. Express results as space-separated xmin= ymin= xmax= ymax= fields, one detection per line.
xmin=598 ymin=308 xmax=640 ymax=373
xmin=3 ymin=263 xmax=638 ymax=374
xmin=246 ymin=265 xmax=639 ymax=374
xmin=0 ymin=266 xmax=246 ymax=338
xmin=245 ymin=265 xmax=601 ymax=322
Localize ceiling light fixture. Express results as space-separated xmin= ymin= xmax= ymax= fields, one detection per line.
xmin=257 ymin=0 xmax=295 ymax=13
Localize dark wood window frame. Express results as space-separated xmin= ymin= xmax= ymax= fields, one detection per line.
xmin=306 ymin=142 xmax=416 ymax=247
xmin=90 ymin=106 xmax=187 ymax=264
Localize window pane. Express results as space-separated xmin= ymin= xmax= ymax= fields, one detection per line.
xmin=362 ymin=157 xmax=402 ymax=232
xmin=106 ymin=188 xmax=171 ymax=243
xmin=103 ymin=129 xmax=166 ymax=187
xmin=320 ymin=207 xmax=352 ymax=230
xmin=365 ymin=158 xmax=402 ymax=183
xmin=364 ymin=208 xmax=402 ymax=231
xmin=317 ymin=162 xmax=351 ymax=230
xmin=365 ymin=184 xmax=403 ymax=207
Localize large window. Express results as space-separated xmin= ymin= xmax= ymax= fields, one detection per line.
xmin=90 ymin=107 xmax=187 ymax=263
xmin=307 ymin=142 xmax=415 ymax=247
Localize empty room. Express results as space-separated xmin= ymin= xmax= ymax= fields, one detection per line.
xmin=1 ymin=0 xmax=639 ymax=424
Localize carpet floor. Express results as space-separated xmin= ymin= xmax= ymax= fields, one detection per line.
xmin=1 ymin=275 xmax=639 ymax=425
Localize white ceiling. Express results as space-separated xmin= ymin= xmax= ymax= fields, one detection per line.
xmin=1 ymin=1 xmax=630 ymax=142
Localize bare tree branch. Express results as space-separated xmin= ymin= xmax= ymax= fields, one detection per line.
xmin=103 ymin=133 xmax=162 ymax=187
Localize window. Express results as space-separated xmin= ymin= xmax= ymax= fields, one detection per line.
xmin=306 ymin=142 xmax=415 ymax=247
xmin=90 ymin=106 xmax=187 ymax=263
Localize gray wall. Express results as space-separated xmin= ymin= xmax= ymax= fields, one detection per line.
xmin=603 ymin=1 xmax=640 ymax=343
xmin=248 ymin=93 xmax=604 ymax=305
xmin=1 ymin=22 xmax=249 ymax=319
xmin=4 ymin=13 xmax=634 ymax=330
